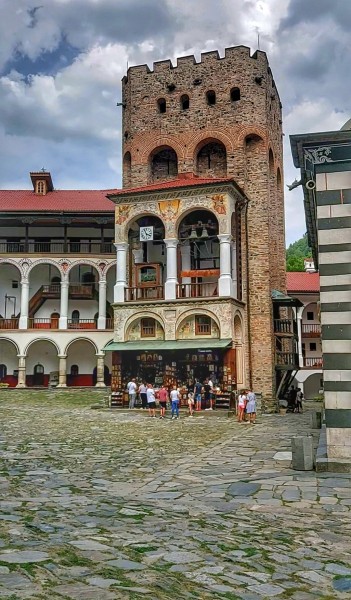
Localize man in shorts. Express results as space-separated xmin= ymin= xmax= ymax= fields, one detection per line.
xmin=158 ymin=384 xmax=168 ymax=419
xmin=127 ymin=378 xmax=137 ymax=409
xmin=146 ymin=383 xmax=156 ymax=418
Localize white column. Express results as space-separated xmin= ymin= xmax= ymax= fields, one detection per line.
xmin=164 ymin=238 xmax=179 ymax=300
xmin=218 ymin=234 xmax=234 ymax=297
xmin=59 ymin=281 xmax=69 ymax=329
xmin=180 ymin=243 xmax=191 ymax=297
xmin=98 ymin=279 xmax=107 ymax=329
xmin=95 ymin=353 xmax=106 ymax=387
xmin=16 ymin=355 xmax=26 ymax=388
xmin=114 ymin=242 xmax=128 ymax=302
xmin=231 ymin=240 xmax=237 ymax=298
xmin=19 ymin=279 xmax=29 ymax=329
xmin=57 ymin=355 xmax=67 ymax=387
xmin=297 ymin=306 xmax=304 ymax=368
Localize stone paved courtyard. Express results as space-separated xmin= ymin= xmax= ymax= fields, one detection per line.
xmin=0 ymin=391 xmax=350 ymax=599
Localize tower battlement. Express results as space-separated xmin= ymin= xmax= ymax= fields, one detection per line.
xmin=123 ymin=46 xmax=270 ymax=82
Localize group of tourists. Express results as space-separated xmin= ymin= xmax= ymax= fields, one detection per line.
xmin=287 ymin=387 xmax=304 ymax=413
xmin=126 ymin=377 xmax=215 ymax=419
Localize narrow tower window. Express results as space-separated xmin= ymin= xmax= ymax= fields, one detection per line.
xmin=180 ymin=94 xmax=190 ymax=110
xmin=230 ymin=87 xmax=240 ymax=102
xmin=157 ymin=98 xmax=166 ymax=113
xmin=206 ymin=90 xmax=216 ymax=105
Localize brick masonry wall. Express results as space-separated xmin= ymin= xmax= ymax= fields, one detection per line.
xmin=120 ymin=46 xmax=286 ymax=407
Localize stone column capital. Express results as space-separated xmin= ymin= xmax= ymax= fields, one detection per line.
xmin=58 ymin=355 xmax=67 ymax=359
xmin=163 ymin=238 xmax=179 ymax=248
xmin=218 ymin=233 xmax=232 ymax=244
xmin=114 ymin=242 xmax=129 ymax=252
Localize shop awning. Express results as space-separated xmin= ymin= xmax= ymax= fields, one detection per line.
xmin=103 ymin=339 xmax=232 ymax=352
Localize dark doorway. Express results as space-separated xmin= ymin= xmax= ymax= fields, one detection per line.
xmin=33 ymin=363 xmax=44 ymax=386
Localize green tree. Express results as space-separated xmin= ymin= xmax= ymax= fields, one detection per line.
xmin=286 ymin=233 xmax=312 ymax=272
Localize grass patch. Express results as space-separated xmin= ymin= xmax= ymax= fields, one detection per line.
xmin=56 ymin=548 xmax=93 ymax=567
xmin=133 ymin=546 xmax=158 ymax=554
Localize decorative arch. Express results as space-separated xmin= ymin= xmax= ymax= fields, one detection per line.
xmin=65 ymin=260 xmax=101 ymax=276
xmin=122 ymin=211 xmax=167 ymax=241
xmin=140 ymin=137 xmax=185 ymax=162
xmin=277 ymin=167 xmax=282 ymax=192
xmin=175 ymin=308 xmax=221 ymax=337
xmin=0 ymin=259 xmax=23 ymax=277
xmin=24 ymin=337 xmax=61 ymax=356
xmin=234 ymin=313 xmax=243 ymax=342
xmin=237 ymin=127 xmax=267 ymax=148
xmin=0 ymin=337 xmax=20 ymax=355
xmin=175 ymin=205 xmax=219 ymax=235
xmin=244 ymin=133 xmax=265 ymax=152
xmin=123 ymin=151 xmax=132 ymax=188
xmin=64 ymin=337 xmax=99 ymax=355
xmin=27 ymin=259 xmax=63 ymax=276
xmin=124 ymin=312 xmax=165 ymax=339
xmin=149 ymin=145 xmax=178 ymax=183
xmin=189 ymin=131 xmax=233 ymax=161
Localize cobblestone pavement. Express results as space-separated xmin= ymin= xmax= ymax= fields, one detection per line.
xmin=0 ymin=391 xmax=350 ymax=599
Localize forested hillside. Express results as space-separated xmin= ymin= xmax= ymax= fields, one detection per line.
xmin=286 ymin=233 xmax=312 ymax=272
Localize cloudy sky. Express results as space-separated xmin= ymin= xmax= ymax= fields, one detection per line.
xmin=0 ymin=0 xmax=349 ymax=244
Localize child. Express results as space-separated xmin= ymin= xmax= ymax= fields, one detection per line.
xmin=194 ymin=379 xmax=202 ymax=411
xmin=187 ymin=391 xmax=195 ymax=417
xmin=170 ymin=385 xmax=180 ymax=420
xmin=237 ymin=391 xmax=247 ymax=423
xmin=158 ymin=385 xmax=168 ymax=419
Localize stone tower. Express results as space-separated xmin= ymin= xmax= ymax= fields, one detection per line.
xmin=119 ymin=46 xmax=286 ymax=404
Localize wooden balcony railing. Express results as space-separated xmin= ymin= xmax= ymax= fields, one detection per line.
xmin=106 ymin=318 xmax=114 ymax=329
xmin=176 ymin=283 xmax=218 ymax=299
xmin=302 ymin=323 xmax=321 ymax=337
xmin=276 ymin=351 xmax=299 ymax=367
xmin=303 ymin=356 xmax=323 ymax=368
xmin=0 ymin=241 xmax=114 ymax=254
xmin=274 ymin=319 xmax=295 ymax=335
xmin=0 ymin=318 xmax=19 ymax=329
xmin=28 ymin=318 xmax=53 ymax=329
xmin=67 ymin=319 xmax=97 ymax=329
xmin=124 ymin=286 xmax=164 ymax=302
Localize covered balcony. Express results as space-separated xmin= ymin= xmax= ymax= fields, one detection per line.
xmin=0 ymin=240 xmax=114 ymax=255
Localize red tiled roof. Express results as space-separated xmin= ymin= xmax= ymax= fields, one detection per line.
xmin=286 ymin=271 xmax=320 ymax=293
xmin=107 ymin=175 xmax=235 ymax=196
xmin=0 ymin=190 xmax=115 ymax=212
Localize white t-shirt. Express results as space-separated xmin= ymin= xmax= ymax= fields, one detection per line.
xmin=146 ymin=388 xmax=155 ymax=403
xmin=238 ymin=394 xmax=246 ymax=408
xmin=170 ymin=389 xmax=179 ymax=402
xmin=127 ymin=381 xmax=137 ymax=395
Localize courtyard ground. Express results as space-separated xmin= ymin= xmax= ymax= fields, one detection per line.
xmin=0 ymin=391 xmax=350 ymax=600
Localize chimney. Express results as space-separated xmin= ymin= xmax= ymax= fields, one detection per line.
xmin=304 ymin=258 xmax=316 ymax=273
xmin=30 ymin=170 xmax=54 ymax=195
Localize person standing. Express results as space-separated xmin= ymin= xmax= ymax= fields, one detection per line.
xmin=204 ymin=379 xmax=211 ymax=410
xmin=208 ymin=376 xmax=214 ymax=410
xmin=158 ymin=384 xmax=168 ymax=419
xmin=237 ymin=390 xmax=247 ymax=423
xmin=296 ymin=388 xmax=303 ymax=413
xmin=246 ymin=389 xmax=256 ymax=424
xmin=187 ymin=391 xmax=195 ymax=417
xmin=127 ymin=378 xmax=137 ymax=409
xmin=146 ymin=383 xmax=156 ymax=418
xmin=170 ymin=385 xmax=180 ymax=420
xmin=139 ymin=381 xmax=147 ymax=409
xmin=194 ymin=379 xmax=202 ymax=411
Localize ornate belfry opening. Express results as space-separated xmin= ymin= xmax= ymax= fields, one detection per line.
xmin=126 ymin=215 xmax=165 ymax=301
xmin=178 ymin=210 xmax=219 ymax=298
xmin=149 ymin=146 xmax=178 ymax=183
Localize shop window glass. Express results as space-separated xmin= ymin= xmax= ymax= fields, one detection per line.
xmin=141 ymin=318 xmax=156 ymax=337
xmin=195 ymin=315 xmax=211 ymax=335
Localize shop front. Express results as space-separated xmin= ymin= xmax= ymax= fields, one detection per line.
xmin=103 ymin=339 xmax=236 ymax=409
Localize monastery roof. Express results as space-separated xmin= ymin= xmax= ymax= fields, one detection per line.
xmin=0 ymin=189 xmax=115 ymax=212
xmin=286 ymin=271 xmax=320 ymax=293
xmin=107 ymin=175 xmax=237 ymax=198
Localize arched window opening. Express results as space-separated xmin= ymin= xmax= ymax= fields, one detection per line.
xmin=195 ymin=315 xmax=211 ymax=335
xmin=72 ymin=310 xmax=80 ymax=324
xmin=141 ymin=318 xmax=156 ymax=338
xmin=157 ymin=98 xmax=166 ymax=114
xmin=180 ymin=94 xmax=190 ymax=110
xmin=150 ymin=146 xmax=178 ymax=182
xmin=206 ymin=90 xmax=216 ymax=106
xmin=123 ymin=151 xmax=132 ymax=188
xmin=36 ymin=180 xmax=46 ymax=195
xmin=277 ymin=168 xmax=282 ymax=192
xmin=196 ymin=141 xmax=227 ymax=178
xmin=34 ymin=364 xmax=44 ymax=375
xmin=70 ymin=364 xmax=79 ymax=376
xmin=230 ymin=87 xmax=240 ymax=102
